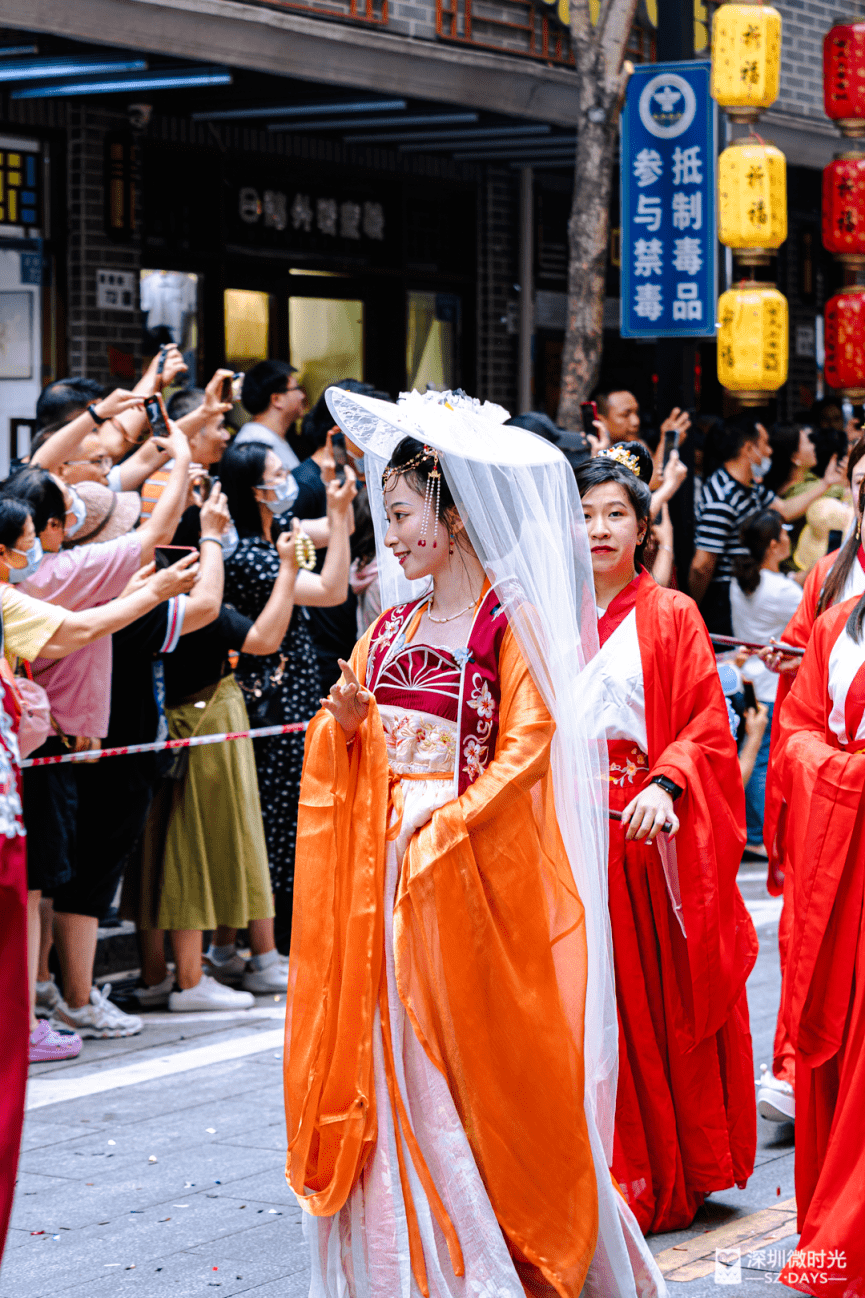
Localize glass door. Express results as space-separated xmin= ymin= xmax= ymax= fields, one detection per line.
xmin=288 ymin=296 xmax=364 ymax=408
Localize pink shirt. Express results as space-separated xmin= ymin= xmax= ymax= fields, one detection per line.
xmin=22 ymin=535 xmax=142 ymax=738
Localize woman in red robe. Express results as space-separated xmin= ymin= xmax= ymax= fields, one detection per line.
xmin=575 ymin=444 xmax=758 ymax=1234
xmin=759 ymin=439 xmax=865 ymax=1120
xmin=772 ymin=589 xmax=865 ymax=1295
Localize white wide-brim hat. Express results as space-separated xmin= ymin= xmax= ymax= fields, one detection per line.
xmin=324 ymin=387 xmax=565 ymax=469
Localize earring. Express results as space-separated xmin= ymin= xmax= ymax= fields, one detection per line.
xmin=418 ymin=450 xmax=442 ymax=548
xmin=449 ymin=533 xmax=455 ymax=556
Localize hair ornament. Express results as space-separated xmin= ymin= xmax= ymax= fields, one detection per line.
xmin=598 ymin=445 xmax=641 ymax=476
xmin=381 ymin=443 xmax=442 ymax=548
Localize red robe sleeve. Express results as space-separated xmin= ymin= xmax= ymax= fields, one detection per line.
xmin=774 ymin=599 xmax=865 ymax=1066
xmin=637 ymin=574 xmax=757 ymax=1047
xmin=763 ymin=549 xmax=838 ymax=895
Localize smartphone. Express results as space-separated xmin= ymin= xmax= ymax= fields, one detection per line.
xmin=580 ymin=401 xmax=598 ymax=439
xmin=154 ymin=545 xmax=197 ymax=571
xmin=220 ymin=372 xmax=244 ymax=403
xmin=144 ymin=392 xmax=170 ymax=439
xmin=155 ymin=344 xmax=168 ymax=378
xmin=663 ymin=427 xmax=682 ymax=466
xmin=192 ymin=473 xmax=213 ymax=503
xmin=331 ymin=432 xmax=347 ymax=485
xmin=742 ymin=679 xmax=758 ymax=713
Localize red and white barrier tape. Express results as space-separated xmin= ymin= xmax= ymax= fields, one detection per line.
xmin=20 ymin=721 xmax=309 ymax=769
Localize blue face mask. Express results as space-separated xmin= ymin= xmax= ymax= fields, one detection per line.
xmin=64 ymin=490 xmax=87 ymax=539
xmin=258 ymin=479 xmax=294 ymax=515
xmin=7 ymin=538 xmax=44 ymax=584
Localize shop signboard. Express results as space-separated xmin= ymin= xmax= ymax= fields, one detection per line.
xmin=620 ymin=60 xmax=716 ymax=338
xmin=226 ymin=167 xmax=400 ymax=266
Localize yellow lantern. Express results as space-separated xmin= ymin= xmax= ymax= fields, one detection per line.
xmin=711 ymin=2 xmax=782 ymax=123
xmin=717 ymin=283 xmax=788 ymax=404
xmin=718 ymin=138 xmax=787 ymax=263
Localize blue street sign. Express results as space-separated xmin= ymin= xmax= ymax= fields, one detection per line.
xmin=620 ymin=60 xmax=716 ymax=339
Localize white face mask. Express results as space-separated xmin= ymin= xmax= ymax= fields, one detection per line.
xmin=7 ymin=538 xmax=44 ymax=584
xmin=257 ymin=479 xmax=294 ymax=515
xmin=64 ymin=489 xmax=87 ymax=538
xmin=755 ymin=455 xmax=772 ymax=479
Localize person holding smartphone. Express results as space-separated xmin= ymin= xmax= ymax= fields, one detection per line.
xmin=219 ymin=441 xmax=356 ymax=955
xmin=730 ymin=509 xmax=803 ymax=860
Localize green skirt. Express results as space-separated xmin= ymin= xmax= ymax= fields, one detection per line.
xmin=131 ymin=674 xmax=274 ymax=932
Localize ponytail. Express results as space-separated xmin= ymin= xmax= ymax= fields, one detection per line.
xmin=733 ymin=508 xmax=783 ymax=596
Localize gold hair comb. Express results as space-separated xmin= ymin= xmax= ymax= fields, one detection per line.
xmin=598 ymin=445 xmax=641 ymax=476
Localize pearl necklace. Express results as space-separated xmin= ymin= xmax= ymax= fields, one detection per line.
xmin=426 ymin=595 xmax=479 ymax=624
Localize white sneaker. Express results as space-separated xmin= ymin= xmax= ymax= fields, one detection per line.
xmin=203 ymin=950 xmax=246 ymax=986
xmin=756 ymin=1062 xmax=795 ymax=1123
xmin=242 ymin=956 xmax=289 ymax=995
xmin=131 ymin=973 xmax=175 ymax=1009
xmin=51 ymin=984 xmax=143 ymax=1039
xmin=168 ymin=974 xmax=254 ymax=1013
xmin=35 ymin=974 xmax=61 ymax=1020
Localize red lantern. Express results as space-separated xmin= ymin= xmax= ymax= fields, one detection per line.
xmin=824 ymin=23 xmax=865 ymax=136
xmin=824 ymin=287 xmax=865 ymax=398
xmin=823 ymin=153 xmax=865 ymax=263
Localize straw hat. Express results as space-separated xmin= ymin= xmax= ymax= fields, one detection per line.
xmin=65 ymin=481 xmax=142 ymax=547
xmin=793 ymin=494 xmax=854 ymax=572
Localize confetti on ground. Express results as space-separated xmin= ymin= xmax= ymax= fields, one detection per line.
xmin=173 ymin=1204 xmax=189 ymax=1208
xmin=205 ymin=1128 xmax=216 ymax=1134
xmin=148 ymin=1155 xmax=158 ymax=1163
xmin=107 ymin=1140 xmax=116 ymax=1146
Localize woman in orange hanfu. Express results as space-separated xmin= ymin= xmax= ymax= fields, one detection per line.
xmin=574 ymin=443 xmax=758 ymax=1235
xmin=284 ymin=388 xmax=665 ymax=1298
xmin=757 ymin=440 xmax=865 ymax=1126
xmin=771 ymin=582 xmax=865 ymax=1296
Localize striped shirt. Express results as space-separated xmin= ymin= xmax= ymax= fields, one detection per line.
xmin=694 ymin=467 xmax=776 ymax=583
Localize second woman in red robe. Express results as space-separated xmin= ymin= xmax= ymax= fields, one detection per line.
xmin=575 ymin=444 xmax=758 ymax=1234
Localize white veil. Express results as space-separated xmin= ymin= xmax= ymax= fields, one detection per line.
xmin=326 ymin=386 xmax=666 ymax=1298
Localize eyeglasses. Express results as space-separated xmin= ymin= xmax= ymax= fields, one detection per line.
xmin=64 ymin=455 xmax=112 ymax=471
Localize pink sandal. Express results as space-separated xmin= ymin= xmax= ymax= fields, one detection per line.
xmin=29 ymin=1019 xmax=83 ymax=1063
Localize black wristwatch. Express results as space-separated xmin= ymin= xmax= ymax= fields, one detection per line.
xmin=649 ymin=774 xmax=683 ymax=801
xmin=88 ymin=402 xmax=108 ymax=426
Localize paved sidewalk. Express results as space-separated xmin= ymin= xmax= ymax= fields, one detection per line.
xmin=2 ymin=862 xmax=795 ymax=1297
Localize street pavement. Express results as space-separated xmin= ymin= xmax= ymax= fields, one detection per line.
xmin=2 ymin=862 xmax=794 ymax=1298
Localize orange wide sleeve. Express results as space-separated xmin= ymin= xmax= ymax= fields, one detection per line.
xmin=393 ymin=629 xmax=598 ymax=1298
xmin=284 ymin=628 xmax=391 ymax=1215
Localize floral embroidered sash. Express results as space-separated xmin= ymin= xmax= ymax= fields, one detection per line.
xmin=365 ymin=588 xmax=509 ymax=795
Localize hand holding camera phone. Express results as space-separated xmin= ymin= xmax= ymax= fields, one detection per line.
xmin=219 ymin=372 xmax=245 ymax=404
xmin=154 ymin=545 xmax=198 ymax=572
xmin=144 ymin=392 xmax=170 ymax=439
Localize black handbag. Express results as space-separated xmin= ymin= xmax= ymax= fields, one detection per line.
xmin=238 ymin=654 xmax=288 ymax=727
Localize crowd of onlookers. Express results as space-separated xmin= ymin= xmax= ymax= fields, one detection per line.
xmin=4 ymin=346 xmax=855 ymax=1064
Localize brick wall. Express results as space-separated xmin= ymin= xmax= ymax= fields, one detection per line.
xmin=775 ymin=0 xmax=865 ymax=123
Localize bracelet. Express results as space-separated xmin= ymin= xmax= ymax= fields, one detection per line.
xmin=650 ymin=774 xmax=683 ymax=800
xmin=199 ymin=536 xmax=223 ymax=548
xmin=88 ymin=403 xmax=108 ymax=427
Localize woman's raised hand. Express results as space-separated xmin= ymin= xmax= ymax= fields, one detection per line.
xmin=321 ymin=658 xmax=371 ymax=739
xmin=326 ymin=464 xmax=357 ymax=517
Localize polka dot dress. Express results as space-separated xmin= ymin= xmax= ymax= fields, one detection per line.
xmin=224 ymin=536 xmax=321 ymax=951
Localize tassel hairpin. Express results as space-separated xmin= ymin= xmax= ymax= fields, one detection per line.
xmin=382 ymin=445 xmax=442 ymax=548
